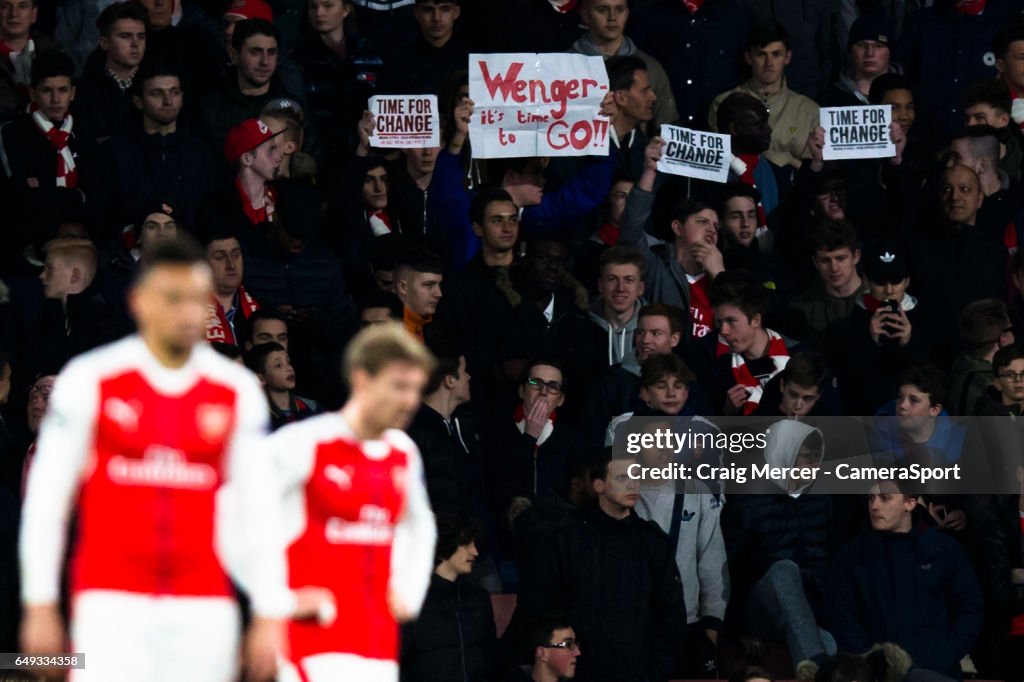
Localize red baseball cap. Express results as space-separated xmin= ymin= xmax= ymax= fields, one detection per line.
xmin=224 ymin=118 xmax=281 ymax=163
xmin=224 ymin=0 xmax=273 ymax=22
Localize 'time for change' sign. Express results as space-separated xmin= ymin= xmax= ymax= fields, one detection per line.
xmin=469 ymin=53 xmax=611 ymax=158
xmin=657 ymin=124 xmax=732 ymax=183
xmin=368 ymin=95 xmax=440 ymax=149
xmin=820 ymin=105 xmax=895 ymax=160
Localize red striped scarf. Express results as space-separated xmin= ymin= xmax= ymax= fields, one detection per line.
xmin=206 ymin=287 xmax=260 ymax=345
xmin=31 ymin=109 xmax=77 ymax=188
xmin=716 ymin=329 xmax=790 ymax=414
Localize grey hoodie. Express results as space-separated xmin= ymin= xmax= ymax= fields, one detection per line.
xmin=762 ymin=419 xmax=825 ymax=495
xmin=587 ymin=297 xmax=642 ymax=375
xmin=569 ymin=34 xmax=679 ymax=127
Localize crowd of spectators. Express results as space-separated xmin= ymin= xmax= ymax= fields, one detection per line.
xmin=2 ymin=0 xmax=1024 ymax=680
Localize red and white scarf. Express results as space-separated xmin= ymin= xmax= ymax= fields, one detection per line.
xmin=31 ymin=109 xmax=76 ymax=188
xmin=683 ymin=0 xmax=706 ymax=14
xmin=0 ymin=38 xmax=33 ymax=86
xmin=547 ymin=0 xmax=578 ymax=13
xmin=955 ymin=0 xmax=986 ymax=14
xmin=368 ymin=209 xmax=394 ymax=236
xmin=1009 ymin=86 xmax=1024 ymax=129
xmin=235 ymin=178 xmax=276 ymax=225
xmin=206 ymin=286 xmax=260 ymax=345
xmin=716 ymin=329 xmax=790 ymax=415
xmin=514 ymin=403 xmax=557 ymax=446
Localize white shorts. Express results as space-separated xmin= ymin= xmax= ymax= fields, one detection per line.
xmin=70 ymin=590 xmax=240 ymax=682
xmin=277 ymin=653 xmax=398 ymax=682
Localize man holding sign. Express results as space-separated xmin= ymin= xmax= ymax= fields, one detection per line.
xmin=616 ymin=136 xmax=726 ymax=342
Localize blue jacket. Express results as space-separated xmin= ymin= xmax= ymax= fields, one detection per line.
xmin=830 ymin=526 xmax=984 ymax=679
xmin=429 ymin=148 xmax=615 ymax=270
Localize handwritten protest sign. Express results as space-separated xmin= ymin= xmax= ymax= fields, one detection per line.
xmin=369 ymin=95 xmax=440 ymax=149
xmin=656 ymin=124 xmax=731 ymax=183
xmin=469 ymin=53 xmax=610 ymax=158
xmin=820 ymin=105 xmax=894 ymax=160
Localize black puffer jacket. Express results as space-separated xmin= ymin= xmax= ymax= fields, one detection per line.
xmin=104 ymin=124 xmax=220 ymax=233
xmin=406 ymin=405 xmax=499 ymax=555
xmin=400 ymin=574 xmax=496 ymax=682
xmin=530 ymin=506 xmax=687 ymax=682
xmin=721 ymin=491 xmax=836 ymax=628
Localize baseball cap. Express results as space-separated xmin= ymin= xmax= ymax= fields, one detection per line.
xmin=224 ymin=0 xmax=273 ymax=22
xmin=848 ymin=13 xmax=892 ymax=50
xmin=863 ymin=241 xmax=908 ymax=284
xmin=224 ymin=118 xmax=282 ymax=164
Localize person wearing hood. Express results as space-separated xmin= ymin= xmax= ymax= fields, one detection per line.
xmin=633 ymin=412 xmax=729 ymax=677
xmin=721 ymin=419 xmax=837 ymax=682
xmin=829 ymin=481 xmax=984 ymax=681
xmin=401 ymin=513 xmax=497 ymax=682
xmin=826 ymin=241 xmax=927 ymax=415
xmin=568 ymin=0 xmax=677 ymax=127
xmin=584 ymin=246 xmax=646 ymax=378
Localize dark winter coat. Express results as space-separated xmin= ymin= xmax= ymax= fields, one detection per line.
xmin=830 ymin=525 xmax=984 ymax=679
xmin=400 ymin=573 xmax=497 ymax=682
xmin=530 ymin=506 xmax=687 ymax=682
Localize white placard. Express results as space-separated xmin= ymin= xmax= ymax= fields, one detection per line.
xmin=656 ymin=124 xmax=732 ymax=183
xmin=820 ymin=105 xmax=895 ymax=160
xmin=368 ymin=95 xmax=440 ymax=149
xmin=469 ymin=52 xmax=611 ymax=158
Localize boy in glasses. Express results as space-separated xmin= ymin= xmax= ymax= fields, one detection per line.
xmin=948 ymin=299 xmax=1015 ymax=415
xmin=511 ymin=612 xmax=581 ymax=681
xmin=975 ymin=344 xmax=1024 ymax=416
xmin=502 ymin=360 xmax=579 ymax=503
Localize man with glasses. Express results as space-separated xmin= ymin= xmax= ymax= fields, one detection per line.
xmin=511 ymin=612 xmax=581 ymax=681
xmin=18 ymin=373 xmax=55 ymax=500
xmin=974 ymin=345 xmax=1024 ymax=416
xmin=948 ymin=299 xmax=1015 ymax=415
xmin=528 ymin=448 xmax=685 ymax=682
xmin=499 ymin=360 xmax=579 ymax=504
